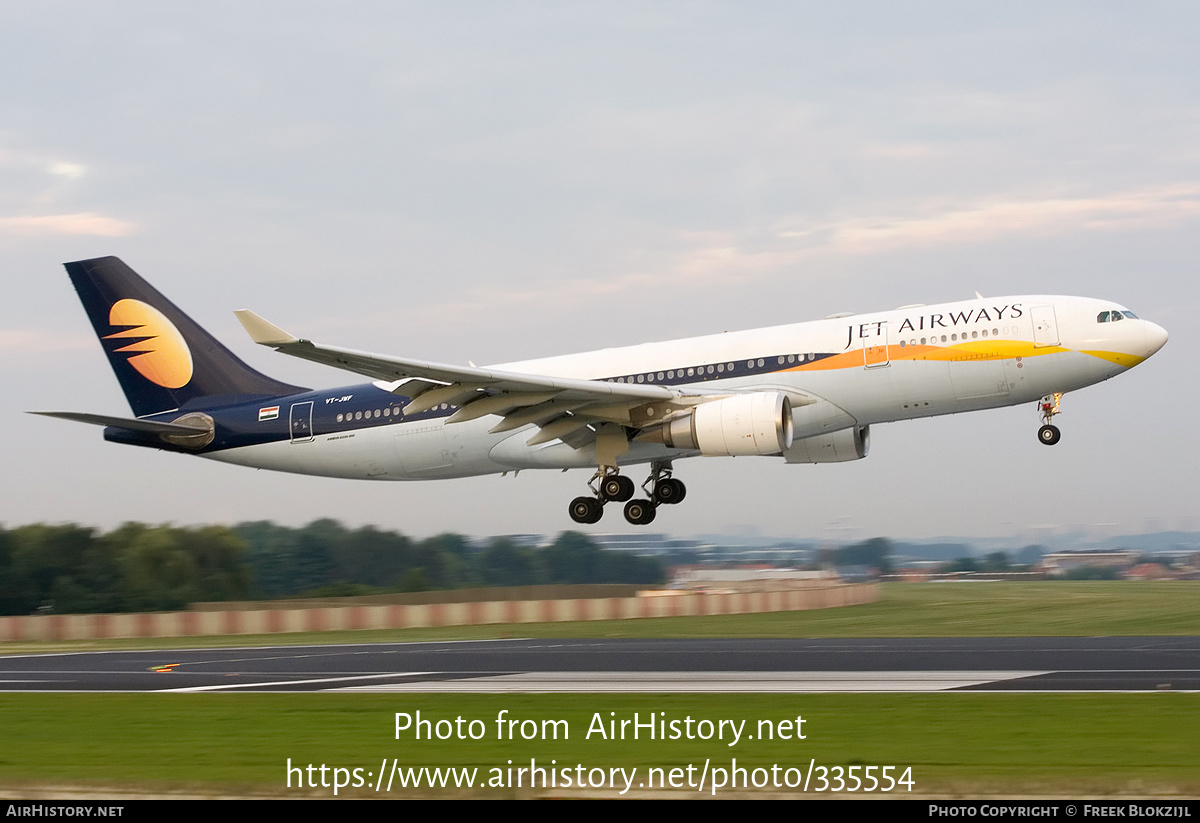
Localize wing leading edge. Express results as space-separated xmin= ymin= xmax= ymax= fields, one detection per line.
xmin=233 ymin=310 xmax=698 ymax=449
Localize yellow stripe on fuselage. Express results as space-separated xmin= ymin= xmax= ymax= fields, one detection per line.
xmin=782 ymin=339 xmax=1062 ymax=372
xmin=1079 ymin=350 xmax=1146 ymax=368
xmin=769 ymin=338 xmax=1140 ymax=376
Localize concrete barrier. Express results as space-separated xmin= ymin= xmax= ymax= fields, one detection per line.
xmin=0 ymin=583 xmax=877 ymax=642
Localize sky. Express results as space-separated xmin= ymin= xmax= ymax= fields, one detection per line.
xmin=2 ymin=2 xmax=1197 ymax=543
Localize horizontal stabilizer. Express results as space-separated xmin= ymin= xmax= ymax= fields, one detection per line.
xmin=29 ymin=411 xmax=211 ymax=435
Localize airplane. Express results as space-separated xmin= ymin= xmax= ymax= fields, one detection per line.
xmin=36 ymin=256 xmax=1168 ymax=526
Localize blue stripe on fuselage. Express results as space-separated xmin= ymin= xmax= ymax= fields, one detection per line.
xmin=111 ymin=347 xmax=842 ymax=454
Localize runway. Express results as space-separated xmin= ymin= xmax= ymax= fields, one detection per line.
xmin=1 ymin=637 xmax=1198 ymax=693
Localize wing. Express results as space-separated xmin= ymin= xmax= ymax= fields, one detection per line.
xmin=234 ymin=310 xmax=700 ymax=449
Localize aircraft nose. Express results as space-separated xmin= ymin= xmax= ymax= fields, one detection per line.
xmin=1143 ymin=321 xmax=1169 ymax=357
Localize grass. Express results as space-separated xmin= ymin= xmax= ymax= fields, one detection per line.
xmin=0 ymin=693 xmax=1196 ymax=798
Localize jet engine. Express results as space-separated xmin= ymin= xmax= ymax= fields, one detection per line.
xmin=657 ymin=392 xmax=794 ymax=456
xmin=782 ymin=425 xmax=870 ymax=463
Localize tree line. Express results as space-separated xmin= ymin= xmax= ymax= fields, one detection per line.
xmin=0 ymin=521 xmax=665 ymax=616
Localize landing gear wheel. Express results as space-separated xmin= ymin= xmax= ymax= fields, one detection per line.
xmin=569 ymin=496 xmax=604 ymax=524
xmin=600 ymin=475 xmax=635 ymax=502
xmin=1037 ymin=394 xmax=1063 ymax=446
xmin=653 ymin=477 xmax=686 ymax=505
xmin=1038 ymin=424 xmax=1061 ymax=446
xmin=623 ymin=499 xmax=657 ymax=525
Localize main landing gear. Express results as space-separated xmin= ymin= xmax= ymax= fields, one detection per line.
xmin=568 ymin=462 xmax=687 ymax=526
xmin=1037 ymin=393 xmax=1063 ymax=446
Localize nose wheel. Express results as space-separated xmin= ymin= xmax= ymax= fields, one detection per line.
xmin=1037 ymin=393 xmax=1063 ymax=446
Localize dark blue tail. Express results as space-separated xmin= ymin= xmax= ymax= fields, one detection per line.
xmin=65 ymin=256 xmax=308 ymax=417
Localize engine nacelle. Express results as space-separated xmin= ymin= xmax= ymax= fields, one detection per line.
xmin=661 ymin=392 xmax=794 ymax=456
xmin=782 ymin=425 xmax=870 ymax=464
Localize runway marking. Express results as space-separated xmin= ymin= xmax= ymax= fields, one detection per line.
xmin=331 ymin=671 xmax=1050 ymax=693
xmin=159 ymin=672 xmax=436 ymax=692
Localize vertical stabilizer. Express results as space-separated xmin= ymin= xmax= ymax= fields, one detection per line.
xmin=65 ymin=256 xmax=307 ymax=417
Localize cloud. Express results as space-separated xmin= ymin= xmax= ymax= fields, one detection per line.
xmin=48 ymin=161 xmax=87 ymax=180
xmin=646 ymin=183 xmax=1200 ymax=288
xmin=0 ymin=212 xmax=137 ymax=237
xmin=662 ymin=183 xmax=1200 ymax=281
xmin=806 ymin=183 xmax=1200 ymax=253
xmin=0 ymin=149 xmax=88 ymax=179
xmin=0 ymin=329 xmax=96 ymax=358
xmin=321 ymin=182 xmax=1200 ymax=339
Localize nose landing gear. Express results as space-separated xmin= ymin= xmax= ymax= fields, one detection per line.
xmin=1037 ymin=393 xmax=1063 ymax=446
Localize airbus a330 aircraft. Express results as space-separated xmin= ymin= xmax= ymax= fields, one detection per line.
xmin=38 ymin=257 xmax=1167 ymax=525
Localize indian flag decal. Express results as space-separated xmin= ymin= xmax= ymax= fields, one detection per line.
xmin=258 ymin=406 xmax=280 ymax=422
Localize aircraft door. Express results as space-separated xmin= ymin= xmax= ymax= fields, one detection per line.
xmin=290 ymin=401 xmax=314 ymax=443
xmin=1031 ymin=305 xmax=1060 ymax=348
xmin=862 ymin=321 xmax=890 ymax=368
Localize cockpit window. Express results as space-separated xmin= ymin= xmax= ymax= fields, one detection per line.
xmin=1098 ymin=309 xmax=1140 ymax=323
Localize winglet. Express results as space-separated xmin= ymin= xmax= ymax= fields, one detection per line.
xmin=234 ymin=310 xmax=299 ymax=346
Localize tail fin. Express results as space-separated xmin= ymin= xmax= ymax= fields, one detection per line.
xmin=65 ymin=256 xmax=308 ymax=417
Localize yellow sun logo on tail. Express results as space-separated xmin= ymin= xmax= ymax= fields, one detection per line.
xmin=103 ymin=299 xmax=194 ymax=389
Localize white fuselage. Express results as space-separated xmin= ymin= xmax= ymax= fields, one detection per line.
xmin=205 ymin=294 xmax=1167 ymax=481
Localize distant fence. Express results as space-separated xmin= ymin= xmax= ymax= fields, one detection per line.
xmin=0 ymin=583 xmax=877 ymax=642
xmin=192 ymin=584 xmax=650 ymax=611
